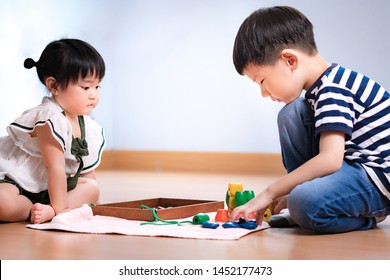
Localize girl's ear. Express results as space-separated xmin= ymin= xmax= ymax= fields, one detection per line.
xmin=45 ymin=77 xmax=58 ymax=95
xmin=280 ymin=49 xmax=299 ymax=70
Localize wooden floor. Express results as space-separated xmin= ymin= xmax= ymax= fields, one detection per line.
xmin=1 ymin=170 xmax=390 ymax=260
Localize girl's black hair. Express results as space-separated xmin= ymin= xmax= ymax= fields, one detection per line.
xmin=24 ymin=38 xmax=105 ymax=88
xmin=233 ymin=6 xmax=317 ymax=75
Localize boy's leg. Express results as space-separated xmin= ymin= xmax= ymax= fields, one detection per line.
xmin=288 ymin=160 xmax=390 ymax=233
xmin=269 ymin=97 xmax=318 ymax=227
xmin=277 ymin=97 xmax=319 ymax=172
xmin=276 ymin=97 xmax=390 ymax=233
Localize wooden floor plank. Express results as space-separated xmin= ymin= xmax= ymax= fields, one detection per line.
xmin=1 ymin=170 xmax=389 ymax=260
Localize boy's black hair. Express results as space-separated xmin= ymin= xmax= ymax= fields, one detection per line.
xmin=24 ymin=38 xmax=105 ymax=88
xmin=233 ymin=6 xmax=317 ymax=75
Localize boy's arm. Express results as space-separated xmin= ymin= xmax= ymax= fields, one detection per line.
xmin=231 ymin=131 xmax=345 ymax=223
xmin=268 ymin=131 xmax=345 ymax=199
xmin=35 ymin=124 xmax=71 ymax=214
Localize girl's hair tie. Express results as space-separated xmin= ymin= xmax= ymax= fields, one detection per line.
xmin=24 ymin=58 xmax=38 ymax=69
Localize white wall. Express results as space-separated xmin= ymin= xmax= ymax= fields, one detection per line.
xmin=1 ymin=0 xmax=389 ymax=153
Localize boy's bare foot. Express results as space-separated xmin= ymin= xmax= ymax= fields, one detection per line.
xmin=30 ymin=203 xmax=55 ymax=224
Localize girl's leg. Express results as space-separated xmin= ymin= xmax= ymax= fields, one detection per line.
xmin=30 ymin=177 xmax=99 ymax=224
xmin=30 ymin=204 xmax=55 ymax=224
xmin=288 ymin=160 xmax=390 ymax=233
xmin=277 ymin=97 xmax=319 ymax=172
xmin=0 ymin=183 xmax=33 ymax=222
xmin=67 ymin=177 xmax=100 ymax=209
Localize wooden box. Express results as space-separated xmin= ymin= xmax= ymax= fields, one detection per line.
xmin=91 ymin=198 xmax=224 ymax=221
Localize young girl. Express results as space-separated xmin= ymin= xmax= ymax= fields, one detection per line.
xmin=0 ymin=38 xmax=106 ymax=224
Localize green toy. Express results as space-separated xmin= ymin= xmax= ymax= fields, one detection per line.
xmin=139 ymin=204 xmax=210 ymax=226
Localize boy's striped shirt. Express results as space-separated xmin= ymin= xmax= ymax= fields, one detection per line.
xmin=305 ymin=64 xmax=390 ymax=198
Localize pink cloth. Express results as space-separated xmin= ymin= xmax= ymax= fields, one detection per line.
xmin=27 ymin=204 xmax=269 ymax=240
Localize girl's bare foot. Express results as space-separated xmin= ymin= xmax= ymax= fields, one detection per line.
xmin=30 ymin=203 xmax=55 ymax=224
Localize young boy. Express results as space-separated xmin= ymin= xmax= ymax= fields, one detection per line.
xmin=230 ymin=6 xmax=390 ymax=233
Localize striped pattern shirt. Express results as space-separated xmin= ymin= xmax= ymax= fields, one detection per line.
xmin=305 ymin=64 xmax=390 ymax=199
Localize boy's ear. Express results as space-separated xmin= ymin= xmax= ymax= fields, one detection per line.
xmin=280 ymin=49 xmax=299 ymax=70
xmin=45 ymin=77 xmax=58 ymax=95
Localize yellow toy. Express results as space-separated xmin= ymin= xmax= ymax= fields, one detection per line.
xmin=263 ymin=204 xmax=274 ymax=222
xmin=226 ymin=183 xmax=243 ymax=213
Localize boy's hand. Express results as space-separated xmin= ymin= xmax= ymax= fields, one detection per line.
xmin=229 ymin=192 xmax=274 ymax=225
xmin=274 ymin=195 xmax=288 ymax=214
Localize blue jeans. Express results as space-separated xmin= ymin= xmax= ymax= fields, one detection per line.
xmin=278 ymin=97 xmax=390 ymax=233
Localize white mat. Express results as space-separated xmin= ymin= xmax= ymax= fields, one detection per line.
xmin=26 ymin=204 xmax=269 ymax=240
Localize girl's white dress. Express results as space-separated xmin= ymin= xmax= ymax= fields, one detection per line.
xmin=0 ymin=97 xmax=105 ymax=193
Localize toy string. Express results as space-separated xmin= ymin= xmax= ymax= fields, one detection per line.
xmin=139 ymin=204 xmax=193 ymax=226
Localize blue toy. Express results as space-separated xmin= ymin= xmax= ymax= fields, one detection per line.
xmin=238 ymin=220 xmax=258 ymax=229
xmin=201 ymin=219 xmax=258 ymax=230
xmin=202 ymin=221 xmax=220 ymax=229
xmin=222 ymin=217 xmax=258 ymax=230
xmin=222 ymin=222 xmax=240 ymax=229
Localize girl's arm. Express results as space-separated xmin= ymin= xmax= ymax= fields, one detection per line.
xmin=230 ymin=131 xmax=346 ymax=223
xmin=35 ymin=123 xmax=71 ymax=214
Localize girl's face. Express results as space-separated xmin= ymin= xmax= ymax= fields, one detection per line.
xmin=53 ymin=74 xmax=101 ymax=118
xmin=243 ymin=59 xmax=304 ymax=104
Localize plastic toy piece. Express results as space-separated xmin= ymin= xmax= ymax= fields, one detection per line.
xmin=226 ymin=183 xmax=256 ymax=217
xmin=226 ymin=183 xmax=244 ymax=213
xmin=235 ymin=217 xmax=258 ymax=229
xmin=234 ymin=190 xmax=255 ymax=207
xmin=234 ymin=191 xmax=247 ymax=207
xmin=202 ymin=221 xmax=220 ymax=229
xmin=239 ymin=220 xmax=258 ymax=230
xmin=236 ymin=217 xmax=248 ymax=224
xmin=222 ymin=218 xmax=258 ymax=230
xmin=223 ymin=183 xmax=268 ymax=227
xmin=192 ymin=213 xmax=210 ymax=224
xmin=263 ymin=204 xmax=274 ymax=222
xmin=222 ymin=222 xmax=240 ymax=229
xmin=215 ymin=209 xmax=229 ymax=222
xmin=139 ymin=205 xmax=181 ymax=226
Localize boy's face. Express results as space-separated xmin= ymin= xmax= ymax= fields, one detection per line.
xmin=243 ymin=59 xmax=303 ymax=104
